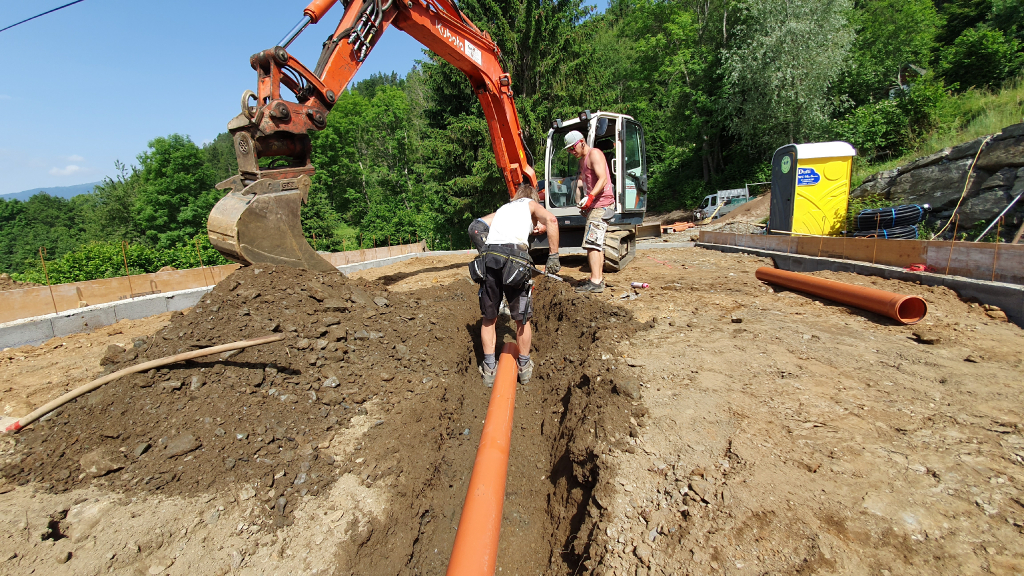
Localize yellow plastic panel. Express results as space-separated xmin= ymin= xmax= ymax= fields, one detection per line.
xmin=792 ymin=156 xmax=852 ymax=236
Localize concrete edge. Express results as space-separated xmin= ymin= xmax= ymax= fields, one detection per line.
xmin=1 ymin=287 xmax=213 ymax=350
xmin=696 ymin=242 xmax=1024 ymax=328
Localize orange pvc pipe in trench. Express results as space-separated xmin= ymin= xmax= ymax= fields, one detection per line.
xmin=755 ymin=267 xmax=928 ymax=325
xmin=446 ymin=342 xmax=519 ymax=576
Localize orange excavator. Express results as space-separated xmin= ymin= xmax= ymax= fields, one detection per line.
xmin=207 ymin=0 xmax=536 ymax=271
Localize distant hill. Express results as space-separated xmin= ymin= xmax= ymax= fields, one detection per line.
xmin=0 ymin=181 xmax=103 ymax=203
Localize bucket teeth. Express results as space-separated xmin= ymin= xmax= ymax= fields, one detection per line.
xmin=208 ymin=175 xmax=336 ymax=272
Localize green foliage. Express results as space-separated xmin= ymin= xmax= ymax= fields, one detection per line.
xmin=202 ymin=132 xmax=239 ymax=184
xmin=939 ymin=27 xmax=1023 ymax=90
xmin=723 ymin=0 xmax=854 ymax=152
xmin=841 ymin=0 xmax=940 ymax=106
xmin=13 ymin=235 xmax=229 ymax=285
xmin=134 ymin=134 xmax=223 ymax=249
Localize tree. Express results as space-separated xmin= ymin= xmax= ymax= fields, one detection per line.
xmin=134 ymin=134 xmax=220 ymax=249
xmin=202 ymin=132 xmax=239 ymax=184
xmin=939 ymin=27 xmax=1023 ymax=90
xmin=840 ymin=0 xmax=941 ymax=105
xmin=722 ymin=0 xmax=854 ymax=152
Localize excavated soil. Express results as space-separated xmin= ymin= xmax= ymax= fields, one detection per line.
xmin=1 ymin=263 xmax=646 ymax=574
xmin=0 ymin=273 xmax=39 ymax=292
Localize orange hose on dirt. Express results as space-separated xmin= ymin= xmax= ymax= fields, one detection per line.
xmin=3 ymin=334 xmax=286 ymax=433
xmin=755 ymin=267 xmax=927 ymax=325
xmin=446 ymin=342 xmax=519 ymax=576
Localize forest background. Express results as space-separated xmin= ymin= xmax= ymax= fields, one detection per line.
xmin=2 ymin=0 xmax=1023 ymax=284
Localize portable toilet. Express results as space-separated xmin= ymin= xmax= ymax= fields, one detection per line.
xmin=767 ymin=141 xmax=856 ymax=236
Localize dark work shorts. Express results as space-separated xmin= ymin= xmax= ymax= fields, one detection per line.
xmin=479 ymin=266 xmax=533 ymax=322
xmin=468 ymin=219 xmax=489 ymax=254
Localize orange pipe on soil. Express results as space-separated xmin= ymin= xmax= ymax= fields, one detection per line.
xmin=755 ymin=267 xmax=928 ymax=325
xmin=446 ymin=342 xmax=519 ymax=576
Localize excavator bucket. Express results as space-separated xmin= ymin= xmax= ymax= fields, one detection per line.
xmin=208 ymin=175 xmax=337 ymax=272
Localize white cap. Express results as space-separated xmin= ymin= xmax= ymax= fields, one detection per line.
xmin=563 ymin=130 xmax=584 ymax=149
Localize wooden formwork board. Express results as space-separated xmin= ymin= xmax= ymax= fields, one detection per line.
xmin=927 ymin=242 xmax=1024 ymax=284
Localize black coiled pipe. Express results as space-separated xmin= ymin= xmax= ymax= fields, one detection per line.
xmin=855 ymin=204 xmax=929 ymax=231
xmin=851 ymin=225 xmax=919 ymax=239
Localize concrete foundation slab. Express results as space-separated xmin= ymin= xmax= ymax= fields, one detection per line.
xmin=51 ymin=307 xmax=119 ymax=338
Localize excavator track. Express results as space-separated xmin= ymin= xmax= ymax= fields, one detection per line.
xmin=208 ymin=175 xmax=337 ymax=273
xmin=602 ymin=230 xmax=636 ymax=272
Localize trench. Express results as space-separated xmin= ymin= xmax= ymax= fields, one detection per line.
xmin=332 ymin=281 xmax=646 ymax=575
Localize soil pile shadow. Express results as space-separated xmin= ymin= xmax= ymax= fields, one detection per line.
xmin=3 ymin=266 xmax=649 ymax=574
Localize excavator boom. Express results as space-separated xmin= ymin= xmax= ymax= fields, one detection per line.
xmin=208 ymin=0 xmax=535 ymax=270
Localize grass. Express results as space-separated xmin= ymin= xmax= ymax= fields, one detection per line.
xmin=851 ymin=76 xmax=1024 ymax=188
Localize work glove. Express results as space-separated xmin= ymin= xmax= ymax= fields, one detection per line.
xmin=546 ymin=253 xmax=561 ymax=275
xmin=577 ymin=193 xmax=597 ymax=212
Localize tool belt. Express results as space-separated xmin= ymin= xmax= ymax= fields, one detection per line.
xmin=468 ymin=244 xmax=533 ymax=289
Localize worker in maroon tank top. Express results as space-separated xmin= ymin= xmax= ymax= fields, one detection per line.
xmin=565 ymin=130 xmax=613 ymax=293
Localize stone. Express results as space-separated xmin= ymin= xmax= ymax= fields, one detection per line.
xmin=613 ymin=379 xmax=641 ymax=400
xmin=380 ymin=373 xmax=394 ymax=382
xmin=912 ymin=329 xmax=941 ymax=345
xmin=977 ymin=136 xmax=1024 ymax=171
xmin=161 ymin=381 xmax=182 ymax=391
xmin=348 ymin=286 xmax=372 ymax=306
xmin=947 ymin=137 xmax=987 ymax=162
xmin=689 ymin=479 xmax=713 ymax=502
xmin=190 ymin=375 xmax=205 ymax=391
xmin=885 ymin=158 xmax=979 ymax=208
xmin=373 ymin=297 xmax=390 ymax=307
xmin=980 ymin=167 xmax=1018 ymax=190
xmin=998 ymin=122 xmax=1024 ymax=139
xmin=903 ymin=148 xmax=951 ymax=172
xmin=79 ymin=448 xmax=125 ymax=477
xmin=319 ymin=389 xmax=343 ymax=406
xmin=957 ymin=188 xmax=1014 ymax=225
xmin=100 ymin=344 xmax=124 ymax=366
xmin=323 ymin=376 xmax=339 ymax=388
xmin=986 ymin=310 xmax=1008 ymax=321
xmin=324 ymin=298 xmax=350 ymax=312
xmin=353 ymin=330 xmax=370 ymax=340
xmin=634 ymin=543 xmax=652 ymax=566
xmin=165 ymin=433 xmax=201 ymax=457
xmin=133 ymin=443 xmax=151 ymax=457
xmin=239 ymin=485 xmax=256 ymax=501
xmin=322 ymin=316 xmax=340 ymax=326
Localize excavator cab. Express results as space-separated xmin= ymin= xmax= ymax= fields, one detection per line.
xmin=538 ymin=111 xmax=648 ymax=271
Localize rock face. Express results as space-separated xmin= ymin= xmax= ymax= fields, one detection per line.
xmin=851 ymin=123 xmax=1024 ymax=236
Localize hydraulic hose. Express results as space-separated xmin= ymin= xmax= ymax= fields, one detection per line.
xmin=447 ymin=342 xmax=519 ymax=576
xmin=4 ymin=334 xmax=286 ymax=433
xmin=755 ymin=267 xmax=927 ymax=325
xmin=854 ymin=204 xmax=929 ymax=231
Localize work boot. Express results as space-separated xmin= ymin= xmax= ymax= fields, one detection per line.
xmin=480 ymin=363 xmax=497 ymax=387
xmin=517 ymin=359 xmax=534 ymax=385
xmin=575 ymin=280 xmax=604 ymax=293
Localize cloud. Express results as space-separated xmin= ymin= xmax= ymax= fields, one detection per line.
xmin=67 ymin=154 xmax=85 ymax=162
xmin=49 ymin=165 xmax=82 ymax=176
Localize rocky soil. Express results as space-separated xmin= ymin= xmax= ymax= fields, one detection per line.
xmin=1 ymin=248 xmax=1022 ymax=575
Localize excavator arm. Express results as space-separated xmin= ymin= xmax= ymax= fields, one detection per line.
xmin=208 ymin=0 xmax=535 ymax=270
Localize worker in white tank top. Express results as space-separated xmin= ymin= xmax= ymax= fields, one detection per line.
xmin=475 ymin=184 xmax=561 ymax=388
xmin=485 ymin=198 xmax=535 ymax=247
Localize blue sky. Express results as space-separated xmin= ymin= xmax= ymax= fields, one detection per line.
xmin=2 ymin=0 xmax=614 ymax=195
xmin=0 ymin=0 xmax=432 ymax=195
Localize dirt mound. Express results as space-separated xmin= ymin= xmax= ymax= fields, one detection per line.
xmin=2 ymin=263 xmax=651 ymax=573
xmin=2 ymin=265 xmax=476 ymax=526
xmin=715 ymin=192 xmax=770 ymax=224
xmin=0 ymin=273 xmax=39 ymax=292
